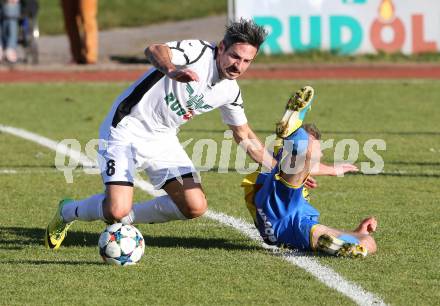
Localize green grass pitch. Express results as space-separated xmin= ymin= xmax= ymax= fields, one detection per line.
xmin=0 ymin=80 xmax=439 ymax=305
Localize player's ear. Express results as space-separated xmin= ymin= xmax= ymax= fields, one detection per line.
xmin=218 ymin=40 xmax=225 ymax=53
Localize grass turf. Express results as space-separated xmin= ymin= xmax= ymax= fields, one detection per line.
xmin=0 ymin=80 xmax=439 ymax=305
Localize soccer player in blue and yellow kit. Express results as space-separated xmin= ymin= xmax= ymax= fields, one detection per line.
xmin=242 ymin=86 xmax=377 ymax=257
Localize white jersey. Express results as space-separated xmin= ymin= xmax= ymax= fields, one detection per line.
xmin=100 ymin=40 xmax=247 ymax=138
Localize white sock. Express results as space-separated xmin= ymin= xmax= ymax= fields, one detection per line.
xmin=61 ymin=194 xmax=105 ymax=222
xmin=124 ymin=195 xmax=187 ymax=224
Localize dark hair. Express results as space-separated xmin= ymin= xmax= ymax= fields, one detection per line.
xmin=303 ymin=123 xmax=321 ymax=140
xmin=223 ymin=18 xmax=268 ymax=51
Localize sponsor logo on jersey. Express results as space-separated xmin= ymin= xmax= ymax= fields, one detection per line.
xmin=186 ymin=84 xmax=213 ymax=111
xmin=164 ymin=92 xmax=187 ymax=117
xmin=163 ymin=84 xmax=213 ymax=120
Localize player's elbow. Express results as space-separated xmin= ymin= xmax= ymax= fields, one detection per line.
xmin=145 ymin=44 xmax=167 ymax=57
xmin=144 ymin=45 xmax=154 ymax=59
xmin=230 ymin=124 xmax=250 ymax=143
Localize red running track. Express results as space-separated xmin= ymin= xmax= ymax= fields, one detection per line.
xmin=1 ymin=65 xmax=440 ymax=82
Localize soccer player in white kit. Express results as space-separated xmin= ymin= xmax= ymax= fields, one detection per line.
xmin=45 ymin=19 xmax=279 ymax=249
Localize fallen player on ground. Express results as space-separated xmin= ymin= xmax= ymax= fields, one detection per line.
xmin=242 ymin=86 xmax=377 ymax=257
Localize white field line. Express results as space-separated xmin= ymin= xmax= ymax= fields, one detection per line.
xmin=0 ymin=169 xmax=56 ymax=174
xmin=0 ymin=168 xmax=94 ymax=174
xmin=0 ymin=124 xmax=386 ymax=306
xmin=0 ymin=169 xmax=18 ymax=174
xmin=205 ymin=210 xmax=385 ymax=306
xmin=0 ymin=125 xmax=164 ymax=196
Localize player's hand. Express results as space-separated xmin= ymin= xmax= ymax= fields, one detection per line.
xmin=167 ymin=68 xmax=199 ymax=83
xmin=305 ymin=176 xmax=318 ymax=189
xmin=333 ymin=163 xmax=359 ymax=176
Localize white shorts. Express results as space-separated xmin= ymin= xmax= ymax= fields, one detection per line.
xmin=98 ymin=116 xmax=198 ymax=189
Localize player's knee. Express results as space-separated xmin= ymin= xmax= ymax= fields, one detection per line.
xmin=104 ymin=185 xmax=133 ymax=221
xmin=181 ymin=196 xmax=207 ymax=219
xmin=109 ymin=206 xmax=132 ymax=221
xmin=103 ymin=198 xmax=132 ymax=221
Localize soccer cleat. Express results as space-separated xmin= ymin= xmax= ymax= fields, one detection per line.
xmin=45 ymin=198 xmax=76 ymax=250
xmin=317 ymin=234 xmax=368 ymax=258
xmin=275 ymin=85 xmax=315 ymax=139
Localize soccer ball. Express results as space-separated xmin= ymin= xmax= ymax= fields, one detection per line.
xmin=98 ymin=223 xmax=145 ymax=266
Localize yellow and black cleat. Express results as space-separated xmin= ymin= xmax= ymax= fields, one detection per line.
xmin=317 ymin=234 xmax=367 ymax=258
xmin=275 ymin=85 xmax=315 ymax=139
xmin=273 ymin=86 xmax=315 ymax=157
xmin=45 ymin=199 xmax=76 ymax=250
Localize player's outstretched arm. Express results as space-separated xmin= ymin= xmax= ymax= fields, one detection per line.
xmin=144 ymin=44 xmax=199 ymax=83
xmin=311 ymin=162 xmax=359 ymax=176
xmin=229 ymin=123 xmax=276 ymax=171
